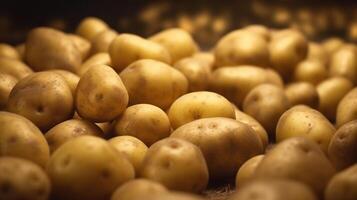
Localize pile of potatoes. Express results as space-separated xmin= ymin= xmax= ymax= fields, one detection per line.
xmin=1 ymin=17 xmax=357 ymax=200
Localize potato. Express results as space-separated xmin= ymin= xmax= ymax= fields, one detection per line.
xmin=140 ymin=138 xmax=209 ymax=193
xmin=7 ymin=71 xmax=74 ymax=131
xmin=109 ymin=34 xmax=171 ymax=72
xmin=229 ymin=179 xmax=317 ymax=200
xmin=328 ymin=120 xmax=357 ymax=170
xmin=243 ymin=84 xmax=290 ymax=138
xmin=0 ymin=43 xmax=20 ymax=60
xmin=75 ymin=17 xmax=109 ymax=41
xmin=120 ymin=59 xmax=188 ymax=110
xmin=128 ymin=192 xmax=204 ymax=200
xmin=276 ymin=105 xmax=335 ymax=153
xmin=96 ymin=122 xmax=114 ymax=139
xmin=269 ymin=30 xmax=308 ymax=80
xmin=114 ymin=104 xmax=171 ymax=146
xmin=325 ymin=164 xmax=357 ymax=200
xmin=150 ymin=28 xmax=198 ymax=63
xmin=214 ymin=30 xmax=269 ymax=67
xmin=317 ymin=77 xmax=353 ymax=122
xmin=307 ymin=42 xmax=328 ymax=65
xmin=78 ymin=52 xmax=111 ymax=76
xmin=51 ymin=69 xmax=80 ymax=96
xmin=0 ymin=57 xmax=33 ymax=79
xmin=235 ymin=109 xmax=269 ymax=148
xmin=293 ymin=59 xmax=327 ymax=85
xmin=336 ymin=88 xmax=357 ymax=127
xmin=209 ymin=66 xmax=282 ymax=107
xmin=242 ymin=24 xmax=270 ymax=41
xmin=109 ymin=136 xmax=148 ymax=174
xmin=168 ymin=91 xmax=235 ymax=129
xmin=174 ymin=57 xmax=211 ymax=92
xmin=285 ymin=82 xmax=319 ymax=108
xmin=25 ymin=27 xmax=82 ymax=72
xmin=91 ymin=29 xmax=117 ymax=54
xmin=265 ymin=68 xmax=284 ymax=88
xmin=235 ymin=155 xmax=264 ymax=188
xmin=322 ymin=37 xmax=344 ymax=56
xmin=329 ymin=44 xmax=357 ymax=84
xmin=76 ymin=64 xmax=128 ymax=122
xmin=47 ymin=135 xmax=135 ymax=200
xmin=68 ymin=34 xmax=91 ymax=60
xmin=0 ymin=73 xmax=17 ymax=110
xmin=45 ymin=119 xmax=103 ymax=153
xmin=111 ymin=179 xmax=168 ymax=200
xmin=0 ymin=112 xmax=50 ymax=168
xmin=16 ymin=44 xmax=25 ymax=60
xmin=192 ymin=52 xmax=215 ymax=70
xmin=171 ymin=117 xmax=263 ymax=180
xmin=255 ymin=137 xmax=336 ymax=196
xmin=0 ymin=157 xmax=50 ymax=200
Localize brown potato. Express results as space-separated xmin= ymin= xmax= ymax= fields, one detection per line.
xmin=307 ymin=42 xmax=328 ymax=65
xmin=285 ymin=82 xmax=319 ymax=108
xmin=329 ymin=44 xmax=357 ymax=84
xmin=7 ymin=71 xmax=74 ymax=131
xmin=0 ymin=157 xmax=50 ymax=200
xmin=325 ymin=164 xmax=357 ymax=200
xmin=336 ymin=88 xmax=357 ymax=127
xmin=328 ymin=120 xmax=357 ymax=170
xmin=75 ymin=17 xmax=109 ymax=41
xmin=0 ymin=112 xmax=50 ymax=168
xmin=0 ymin=57 xmax=33 ymax=79
xmin=76 ymin=64 xmax=128 ymax=122
xmin=0 ymin=43 xmax=20 ymax=60
xmin=78 ymin=52 xmax=111 ymax=76
xmin=235 ymin=155 xmax=264 ymax=188
xmin=322 ymin=37 xmax=344 ymax=56
xmin=0 ymin=73 xmax=17 ymax=110
xmin=16 ymin=44 xmax=25 ymax=60
xmin=242 ymin=24 xmax=270 ymax=41
xmin=45 ymin=119 xmax=103 ymax=153
xmin=114 ymin=104 xmax=171 ymax=146
xmin=294 ymin=59 xmax=327 ymax=85
xmin=192 ymin=52 xmax=215 ymax=70
xmin=68 ymin=34 xmax=91 ymax=60
xmin=47 ymin=136 xmax=135 ymax=200
xmin=171 ymin=117 xmax=263 ymax=180
xmin=91 ymin=29 xmax=117 ymax=54
xmin=25 ymin=27 xmax=82 ymax=72
xmin=120 ymin=59 xmax=188 ymax=110
xmin=255 ymin=137 xmax=336 ymax=196
xmin=265 ymin=68 xmax=284 ymax=88
xmin=109 ymin=34 xmax=171 ymax=72
xmin=51 ymin=69 xmax=80 ymax=96
xmin=96 ymin=122 xmax=114 ymax=139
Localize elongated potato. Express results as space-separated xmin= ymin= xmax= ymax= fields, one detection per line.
xmin=336 ymin=88 xmax=357 ymax=127
xmin=0 ymin=57 xmax=33 ymax=79
xmin=329 ymin=45 xmax=357 ymax=84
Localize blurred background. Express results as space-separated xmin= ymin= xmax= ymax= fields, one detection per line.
xmin=1 ymin=0 xmax=357 ymax=48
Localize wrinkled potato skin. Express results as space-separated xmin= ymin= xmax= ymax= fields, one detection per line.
xmin=0 ymin=157 xmax=51 ymax=200
xmin=329 ymin=45 xmax=357 ymax=84
xmin=168 ymin=91 xmax=235 ymax=129
xmin=114 ymin=104 xmax=171 ymax=146
xmin=0 ymin=57 xmax=33 ymax=79
xmin=45 ymin=119 xmax=103 ymax=153
xmin=76 ymin=64 xmax=128 ymax=122
xmin=0 ymin=73 xmax=17 ymax=110
xmin=336 ymin=88 xmax=357 ymax=128
xmin=0 ymin=43 xmax=20 ymax=60
xmin=171 ymin=117 xmax=263 ymax=180
xmin=91 ymin=29 xmax=117 ymax=54
xmin=285 ymin=82 xmax=319 ymax=108
xmin=7 ymin=72 xmax=74 ymax=131
xmin=75 ymin=17 xmax=108 ymax=41
xmin=68 ymin=34 xmax=91 ymax=60
xmin=78 ymin=52 xmax=111 ymax=76
xmin=47 ymin=136 xmax=135 ymax=200
xmin=325 ymin=164 xmax=357 ymax=200
xmin=120 ymin=59 xmax=188 ymax=110
xmin=0 ymin=112 xmax=50 ymax=168
xmin=51 ymin=69 xmax=80 ymax=96
xmin=235 ymin=155 xmax=264 ymax=188
xmin=328 ymin=120 xmax=357 ymax=170
xmin=109 ymin=34 xmax=171 ymax=72
xmin=294 ymin=59 xmax=327 ymax=85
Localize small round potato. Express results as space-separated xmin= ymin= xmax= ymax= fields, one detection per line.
xmin=75 ymin=17 xmax=109 ymax=41
xmin=109 ymin=34 xmax=171 ymax=72
xmin=243 ymin=84 xmax=290 ymax=138
xmin=149 ymin=28 xmax=198 ymax=63
xmin=0 ymin=57 xmax=33 ymax=79
xmin=51 ymin=69 xmax=80 ymax=96
xmin=336 ymin=88 xmax=357 ymax=127
xmin=328 ymin=120 xmax=357 ymax=170
xmin=0 ymin=112 xmax=50 ymax=168
xmin=68 ymin=34 xmax=91 ymax=60
xmin=322 ymin=37 xmax=344 ymax=56
xmin=317 ymin=77 xmax=353 ymax=122
xmin=325 ymin=164 xmax=357 ymax=200
xmin=25 ymin=27 xmax=82 ymax=72
xmin=0 ymin=43 xmax=20 ymax=60
xmin=285 ymin=82 xmax=319 ymax=108
xmin=0 ymin=157 xmax=50 ymax=200
xmin=0 ymin=73 xmax=17 ymax=110
xmin=47 ymin=136 xmax=135 ymax=200
xmin=114 ymin=104 xmax=171 ymax=146
xmin=109 ymin=136 xmax=148 ymax=174
xmin=168 ymin=91 xmax=235 ymax=129
xmin=214 ymin=30 xmax=269 ymax=67
xmin=171 ymin=117 xmax=263 ymax=180
xmin=76 ymin=64 xmax=128 ymax=122
xmin=255 ymin=137 xmax=336 ymax=196
xmin=329 ymin=45 xmax=357 ymax=84
xmin=120 ymin=59 xmax=188 ymax=110
xmin=90 ymin=29 xmax=117 ymax=54
xmin=140 ymin=138 xmax=209 ymax=193
xmin=111 ymin=179 xmax=168 ymax=200
xmin=235 ymin=155 xmax=264 ymax=188
xmin=293 ymin=59 xmax=327 ymax=85
xmin=307 ymin=42 xmax=328 ymax=65
xmin=77 ymin=52 xmax=111 ymax=76
xmin=45 ymin=119 xmax=103 ymax=153
xmin=276 ymin=105 xmax=335 ymax=153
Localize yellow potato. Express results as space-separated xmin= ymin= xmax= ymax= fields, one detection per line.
xmin=0 ymin=43 xmax=20 ymax=60
xmin=329 ymin=44 xmax=357 ymax=84
xmin=75 ymin=17 xmax=109 ymax=41
xmin=68 ymin=34 xmax=91 ymax=60
xmin=78 ymin=52 xmax=111 ymax=76
xmin=294 ymin=59 xmax=327 ymax=85
xmin=242 ymin=24 xmax=270 ymax=41
xmin=235 ymin=155 xmax=264 ymax=188
xmin=325 ymin=164 xmax=357 ymax=200
xmin=285 ymin=82 xmax=319 ymax=108
xmin=0 ymin=73 xmax=17 ymax=110
xmin=192 ymin=52 xmax=215 ymax=70
xmin=307 ymin=42 xmax=328 ymax=65
xmin=15 ymin=43 xmax=25 ymax=60
xmin=0 ymin=57 xmax=33 ymax=79
xmin=322 ymin=37 xmax=344 ymax=56
xmin=265 ymin=68 xmax=284 ymax=88
xmin=336 ymin=88 xmax=357 ymax=127
xmin=51 ymin=69 xmax=80 ymax=96
xmin=91 ymin=29 xmax=117 ymax=54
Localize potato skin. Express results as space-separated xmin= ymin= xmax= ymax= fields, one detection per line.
xmin=51 ymin=69 xmax=80 ymax=96
xmin=76 ymin=64 xmax=128 ymax=122
xmin=0 ymin=43 xmax=20 ymax=60
xmin=75 ymin=17 xmax=108 ymax=41
xmin=78 ymin=52 xmax=111 ymax=76
xmin=325 ymin=164 xmax=357 ymax=200
xmin=328 ymin=120 xmax=357 ymax=170
xmin=47 ymin=136 xmax=135 ymax=200
xmin=322 ymin=37 xmax=344 ymax=56
xmin=171 ymin=117 xmax=263 ymax=180
xmin=307 ymin=42 xmax=328 ymax=65
xmin=140 ymin=138 xmax=209 ymax=193
xmin=114 ymin=104 xmax=171 ymax=146
xmin=336 ymin=88 xmax=357 ymax=127
xmin=0 ymin=157 xmax=50 ymax=200
xmin=68 ymin=34 xmax=91 ymax=60
xmin=0 ymin=57 xmax=33 ymax=79
xmin=7 ymin=71 xmax=74 ymax=131
xmin=168 ymin=91 xmax=235 ymax=129
xmin=90 ymin=29 xmax=117 ymax=54
xmin=293 ymin=59 xmax=327 ymax=85
xmin=0 ymin=112 xmax=50 ymax=168
xmin=329 ymin=45 xmax=357 ymax=84
xmin=285 ymin=82 xmax=319 ymax=108
xmin=235 ymin=155 xmax=264 ymax=188
xmin=0 ymin=73 xmax=17 ymax=110
xmin=120 ymin=59 xmax=188 ymax=110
